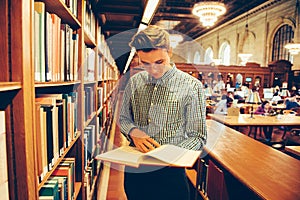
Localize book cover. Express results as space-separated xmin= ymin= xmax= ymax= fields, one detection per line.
xmin=49 ymin=176 xmax=67 ymax=200
xmin=39 ymin=179 xmax=59 ymax=200
xmin=95 ymin=144 xmax=201 ymax=168
xmin=0 ymin=111 xmax=9 ymax=200
xmin=34 ymin=2 xmax=46 ymax=82
xmin=52 ymin=166 xmax=72 ymax=200
xmin=35 ymin=102 xmax=45 ymax=181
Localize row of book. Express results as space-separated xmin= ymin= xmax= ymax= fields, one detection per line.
xmin=0 ymin=111 xmax=9 ymax=200
xmin=98 ymin=34 xmax=115 ymax=66
xmin=62 ymin=0 xmax=78 ymax=18
xmin=83 ymin=46 xmax=119 ymax=82
xmin=84 ymin=158 xmax=99 ymax=200
xmin=84 ymin=124 xmax=96 ymax=168
xmin=35 ymin=92 xmax=78 ymax=182
xmin=34 ymin=2 xmax=79 ymax=82
xmin=84 ymin=102 xmax=114 ymax=168
xmin=98 ymin=81 xmax=118 ymax=109
xmin=83 ymin=47 xmax=96 ymax=82
xmin=99 ymin=59 xmax=119 ymax=81
xmin=84 ymin=86 xmax=95 ymax=122
xmin=39 ymin=158 xmax=75 ymax=200
xmin=84 ymin=0 xmax=96 ymax=40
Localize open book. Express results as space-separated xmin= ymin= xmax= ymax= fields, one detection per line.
xmin=95 ymin=144 xmax=201 ymax=168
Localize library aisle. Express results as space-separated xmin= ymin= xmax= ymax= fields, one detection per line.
xmin=97 ymin=95 xmax=128 ymax=200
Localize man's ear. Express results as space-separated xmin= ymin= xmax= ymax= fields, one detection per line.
xmin=168 ymin=48 xmax=173 ymax=57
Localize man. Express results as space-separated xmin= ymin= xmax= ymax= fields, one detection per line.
xmin=119 ymin=25 xmax=207 ymax=200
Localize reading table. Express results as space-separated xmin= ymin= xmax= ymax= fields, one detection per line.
xmin=208 ymin=113 xmax=300 ymax=139
xmin=198 ymin=120 xmax=300 ymax=200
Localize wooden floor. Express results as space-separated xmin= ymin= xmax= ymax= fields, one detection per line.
xmin=96 ymin=94 xmax=128 ymax=200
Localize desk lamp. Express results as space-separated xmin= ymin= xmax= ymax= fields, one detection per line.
xmin=245 ymin=91 xmax=261 ymax=118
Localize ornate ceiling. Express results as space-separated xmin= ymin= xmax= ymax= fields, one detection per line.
xmin=94 ymin=0 xmax=269 ymax=72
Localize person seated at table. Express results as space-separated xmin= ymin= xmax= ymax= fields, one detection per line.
xmin=254 ymin=101 xmax=273 ymax=142
xmin=214 ymin=96 xmax=233 ymax=115
xmin=285 ymin=93 xmax=300 ymax=110
xmin=271 ymin=92 xmax=282 ymax=104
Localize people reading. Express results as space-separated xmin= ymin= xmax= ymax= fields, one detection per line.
xmin=285 ymin=93 xmax=300 ymax=110
xmin=214 ymin=96 xmax=234 ymax=115
xmin=119 ymin=25 xmax=207 ymax=200
xmin=254 ymin=101 xmax=274 ymax=142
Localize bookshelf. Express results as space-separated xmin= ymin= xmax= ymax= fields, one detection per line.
xmin=1 ymin=0 xmax=119 ymax=199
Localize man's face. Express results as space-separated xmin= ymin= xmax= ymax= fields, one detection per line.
xmin=138 ymin=49 xmax=172 ymax=79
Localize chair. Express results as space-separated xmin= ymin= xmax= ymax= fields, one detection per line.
xmin=248 ymin=126 xmax=263 ymax=139
xmin=227 ymin=107 xmax=240 ymax=116
xmin=281 ymin=110 xmax=296 ymax=139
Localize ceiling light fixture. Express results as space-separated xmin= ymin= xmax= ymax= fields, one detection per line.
xmin=284 ymin=43 xmax=300 ymax=55
xmin=238 ymin=53 xmax=252 ymax=66
xmin=124 ymin=0 xmax=160 ymax=74
xmin=141 ymin=0 xmax=160 ymax=25
xmin=238 ymin=13 xmax=252 ymax=65
xmin=284 ymin=0 xmax=300 ymax=55
xmin=192 ymin=1 xmax=226 ymax=28
xmin=169 ymin=34 xmax=183 ymax=48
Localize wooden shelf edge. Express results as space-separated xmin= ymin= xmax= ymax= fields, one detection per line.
xmin=74 ymin=182 xmax=82 ymax=200
xmin=35 ymin=81 xmax=81 ymax=88
xmin=39 ymin=0 xmax=81 ymax=30
xmin=38 ymin=131 xmax=82 ymax=190
xmin=84 ymin=30 xmax=97 ymax=48
xmin=0 ymin=82 xmax=22 ymax=92
xmin=84 ymin=112 xmax=97 ymax=128
xmin=84 ymin=81 xmax=97 ymax=85
xmin=88 ymin=175 xmax=99 ymax=200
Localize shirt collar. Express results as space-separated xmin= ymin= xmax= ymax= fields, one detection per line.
xmin=148 ymin=63 xmax=177 ymax=84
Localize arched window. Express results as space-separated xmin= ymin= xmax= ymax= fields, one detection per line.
xmin=193 ymin=51 xmax=201 ymax=64
xmin=219 ymin=42 xmax=230 ymax=65
xmin=204 ymin=47 xmax=213 ymax=64
xmin=187 ymin=53 xmax=192 ymax=63
xmin=272 ymin=24 xmax=294 ymax=62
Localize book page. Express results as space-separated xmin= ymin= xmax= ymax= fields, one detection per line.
xmin=96 ymin=146 xmax=144 ymax=167
xmin=143 ymin=144 xmax=200 ymax=167
xmin=96 ymin=144 xmax=201 ymax=168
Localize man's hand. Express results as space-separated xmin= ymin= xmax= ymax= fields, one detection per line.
xmin=130 ymin=128 xmax=160 ymax=153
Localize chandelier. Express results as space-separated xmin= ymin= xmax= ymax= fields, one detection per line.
xmin=284 ymin=0 xmax=300 ymax=55
xmin=238 ymin=53 xmax=252 ymax=66
xmin=192 ymin=1 xmax=226 ymax=28
xmin=284 ymin=43 xmax=300 ymax=55
xmin=169 ymin=34 xmax=183 ymax=48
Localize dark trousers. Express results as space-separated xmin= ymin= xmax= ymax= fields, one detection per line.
xmin=124 ymin=165 xmax=190 ymax=200
xmin=263 ymin=126 xmax=273 ymax=140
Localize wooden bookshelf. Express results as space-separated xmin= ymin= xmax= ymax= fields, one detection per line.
xmin=38 ymin=0 xmax=81 ymax=29
xmin=0 ymin=82 xmax=22 ymax=92
xmin=35 ymin=81 xmax=81 ymax=88
xmin=37 ymin=132 xmax=81 ymax=190
xmin=84 ymin=31 xmax=97 ymax=48
xmin=1 ymin=0 xmax=120 ymax=199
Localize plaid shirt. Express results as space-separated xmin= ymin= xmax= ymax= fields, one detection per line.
xmin=119 ymin=66 xmax=207 ymax=150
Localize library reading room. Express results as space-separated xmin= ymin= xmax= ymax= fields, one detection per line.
xmin=1 ymin=0 xmax=300 ymax=200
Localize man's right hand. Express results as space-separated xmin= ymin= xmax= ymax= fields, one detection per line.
xmin=129 ymin=128 xmax=160 ymax=153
